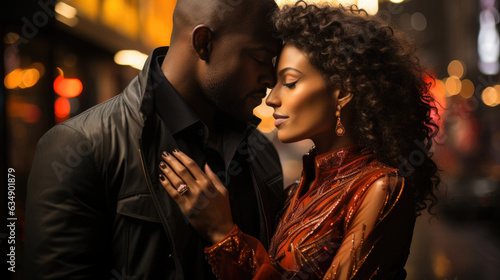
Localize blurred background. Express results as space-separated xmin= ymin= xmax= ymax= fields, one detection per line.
xmin=1 ymin=0 xmax=499 ymax=279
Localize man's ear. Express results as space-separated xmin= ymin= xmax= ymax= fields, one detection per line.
xmin=192 ymin=25 xmax=213 ymax=62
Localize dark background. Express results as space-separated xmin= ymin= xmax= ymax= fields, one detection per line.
xmin=2 ymin=1 xmax=500 ymax=279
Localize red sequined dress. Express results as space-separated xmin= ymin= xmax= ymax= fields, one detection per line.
xmin=205 ymin=145 xmax=416 ymax=280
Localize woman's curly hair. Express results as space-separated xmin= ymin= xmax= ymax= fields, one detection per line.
xmin=274 ymin=1 xmax=440 ymax=216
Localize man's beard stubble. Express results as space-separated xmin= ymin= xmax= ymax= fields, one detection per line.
xmin=205 ymin=73 xmax=246 ymax=121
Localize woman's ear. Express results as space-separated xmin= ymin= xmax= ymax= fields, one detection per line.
xmin=337 ymin=91 xmax=353 ymax=108
xmin=331 ymin=88 xmax=353 ymax=108
xmin=191 ymin=25 xmax=213 ymax=62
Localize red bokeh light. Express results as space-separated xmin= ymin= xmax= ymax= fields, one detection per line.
xmin=55 ymin=97 xmax=70 ymax=118
xmin=53 ymin=75 xmax=83 ymax=98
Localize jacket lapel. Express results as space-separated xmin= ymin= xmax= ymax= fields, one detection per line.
xmin=140 ymin=114 xmax=209 ymax=277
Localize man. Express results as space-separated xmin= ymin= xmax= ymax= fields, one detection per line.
xmin=25 ymin=0 xmax=284 ymax=279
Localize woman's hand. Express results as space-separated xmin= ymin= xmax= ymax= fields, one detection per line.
xmin=158 ymin=149 xmax=234 ymax=244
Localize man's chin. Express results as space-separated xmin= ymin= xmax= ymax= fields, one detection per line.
xmin=235 ymin=110 xmax=254 ymax=122
xmin=218 ymin=107 xmax=253 ymax=123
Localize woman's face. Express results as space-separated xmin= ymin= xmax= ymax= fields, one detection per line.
xmin=266 ymin=44 xmax=338 ymax=143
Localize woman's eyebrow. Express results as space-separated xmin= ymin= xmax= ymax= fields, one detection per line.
xmin=278 ymin=67 xmax=303 ymax=77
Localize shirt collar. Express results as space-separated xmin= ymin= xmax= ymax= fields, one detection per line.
xmin=151 ymin=51 xmax=263 ymax=143
xmin=152 ymin=54 xmax=200 ymax=135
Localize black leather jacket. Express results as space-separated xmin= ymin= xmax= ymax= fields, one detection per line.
xmin=25 ymin=47 xmax=284 ymax=280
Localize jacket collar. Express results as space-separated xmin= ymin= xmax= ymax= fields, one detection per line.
xmin=151 ymin=52 xmax=200 ymax=135
xmin=125 ymin=46 xmax=262 ymax=132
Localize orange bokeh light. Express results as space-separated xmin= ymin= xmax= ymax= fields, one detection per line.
xmin=4 ymin=69 xmax=23 ymax=89
xmin=55 ymin=97 xmax=71 ymax=118
xmin=53 ymin=75 xmax=83 ymax=98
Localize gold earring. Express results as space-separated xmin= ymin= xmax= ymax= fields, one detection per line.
xmin=335 ymin=104 xmax=345 ymax=136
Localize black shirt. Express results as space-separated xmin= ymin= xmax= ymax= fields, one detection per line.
xmin=152 ymin=54 xmax=262 ymax=241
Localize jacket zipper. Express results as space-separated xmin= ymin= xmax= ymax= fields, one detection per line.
xmin=138 ymin=145 xmax=180 ymax=277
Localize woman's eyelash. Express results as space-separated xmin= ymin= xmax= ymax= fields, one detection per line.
xmin=283 ymin=80 xmax=298 ymax=88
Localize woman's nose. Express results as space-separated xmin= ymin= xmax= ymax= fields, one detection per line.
xmin=266 ymin=87 xmax=281 ymax=108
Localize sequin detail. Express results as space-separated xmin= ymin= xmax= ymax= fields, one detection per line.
xmin=205 ymin=145 xmax=413 ymax=280
xmin=205 ymin=225 xmax=257 ymax=279
xmin=268 ymin=145 xmax=404 ymax=278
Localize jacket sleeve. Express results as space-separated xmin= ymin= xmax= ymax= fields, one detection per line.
xmin=25 ymin=124 xmax=110 ymax=280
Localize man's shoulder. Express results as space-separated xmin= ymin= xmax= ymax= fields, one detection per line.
xmin=65 ymin=93 xmax=123 ymax=126
xmin=39 ymin=92 xmax=140 ymax=146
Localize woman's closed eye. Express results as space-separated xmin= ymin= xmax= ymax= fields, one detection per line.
xmin=283 ymin=80 xmax=299 ymax=88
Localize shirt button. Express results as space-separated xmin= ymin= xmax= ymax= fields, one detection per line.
xmin=168 ymin=253 xmax=173 ymax=258
xmin=197 ymin=129 xmax=204 ymax=136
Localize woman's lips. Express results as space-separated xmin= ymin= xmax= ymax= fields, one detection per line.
xmin=273 ymin=113 xmax=289 ymax=127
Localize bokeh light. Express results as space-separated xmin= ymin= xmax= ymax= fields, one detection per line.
xmin=426 ymin=76 xmax=446 ymax=127
xmin=4 ymin=32 xmax=20 ymax=44
xmin=459 ymin=79 xmax=475 ymax=99
xmin=255 ymin=94 xmax=275 ymax=133
xmin=4 ymin=65 xmax=44 ymax=89
xmin=445 ymin=76 xmax=462 ymax=96
xmin=22 ymin=69 xmax=40 ymax=88
xmin=114 ymin=50 xmax=148 ymax=70
xmin=447 ymin=60 xmax=466 ymax=79
xmin=55 ymin=97 xmax=71 ymax=118
xmin=411 ymin=12 xmax=427 ymax=31
xmin=357 ymin=0 xmax=378 ymax=15
xmin=4 ymin=69 xmax=23 ymax=89
xmin=53 ymin=75 xmax=83 ymax=98
xmin=432 ymin=249 xmax=452 ymax=279
xmin=481 ymin=86 xmax=499 ymax=107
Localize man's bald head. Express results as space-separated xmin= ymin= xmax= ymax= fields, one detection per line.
xmin=162 ymin=0 xmax=281 ymax=122
xmin=170 ymin=0 xmax=278 ymax=44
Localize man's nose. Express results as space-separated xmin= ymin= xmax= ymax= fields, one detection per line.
xmin=260 ymin=64 xmax=277 ymax=89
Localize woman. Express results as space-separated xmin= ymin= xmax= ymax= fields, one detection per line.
xmin=158 ymin=2 xmax=439 ymax=279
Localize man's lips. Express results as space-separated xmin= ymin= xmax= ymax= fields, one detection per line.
xmin=250 ymin=90 xmax=267 ymax=99
xmin=273 ymin=113 xmax=289 ymax=126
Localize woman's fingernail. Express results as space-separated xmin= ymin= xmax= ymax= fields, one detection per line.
xmin=159 ymin=174 xmax=165 ymax=181
xmin=172 ymin=149 xmax=180 ymax=153
xmin=162 ymin=151 xmax=169 ymax=157
xmin=159 ymin=161 xmax=166 ymax=169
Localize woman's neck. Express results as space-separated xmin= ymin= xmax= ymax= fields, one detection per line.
xmin=312 ymin=130 xmax=355 ymax=155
